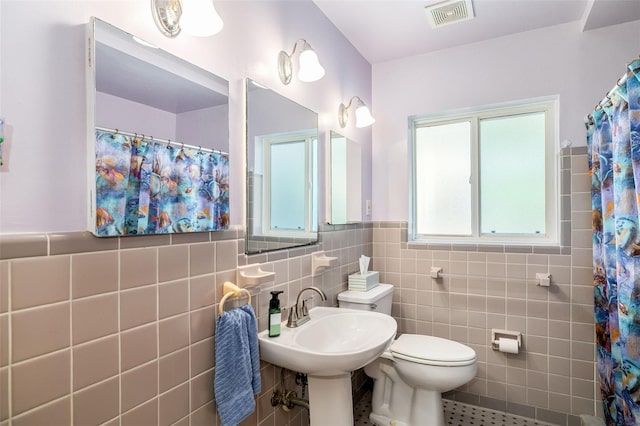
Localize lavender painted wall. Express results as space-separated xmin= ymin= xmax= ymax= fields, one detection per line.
xmin=176 ymin=104 xmax=229 ymax=153
xmin=0 ymin=0 xmax=372 ymax=234
xmin=96 ymin=92 xmax=178 ymax=139
xmin=371 ymin=20 xmax=640 ymax=221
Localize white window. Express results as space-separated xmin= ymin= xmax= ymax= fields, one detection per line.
xmin=262 ymin=130 xmax=317 ymax=237
xmin=409 ymin=97 xmax=558 ymax=246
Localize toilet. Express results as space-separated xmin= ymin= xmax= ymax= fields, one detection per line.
xmin=338 ymin=283 xmax=477 ymax=426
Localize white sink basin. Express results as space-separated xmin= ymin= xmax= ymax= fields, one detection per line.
xmin=258 ymin=306 xmax=397 ymax=376
xmin=258 ymin=306 xmax=397 ymax=425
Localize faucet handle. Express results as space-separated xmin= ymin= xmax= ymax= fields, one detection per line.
xmin=286 ymin=305 xmax=298 ymax=327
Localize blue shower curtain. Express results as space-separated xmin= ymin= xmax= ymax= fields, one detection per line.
xmin=94 ymin=130 xmax=230 ymax=236
xmin=588 ymin=59 xmax=640 ymax=425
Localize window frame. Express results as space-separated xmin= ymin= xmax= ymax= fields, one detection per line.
xmin=409 ymin=96 xmax=559 ymax=246
xmin=260 ymin=129 xmax=317 ymax=239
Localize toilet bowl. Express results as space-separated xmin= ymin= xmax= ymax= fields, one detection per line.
xmin=338 ymin=284 xmax=477 ymax=426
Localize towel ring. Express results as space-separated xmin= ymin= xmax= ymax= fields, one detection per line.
xmin=218 ymin=281 xmax=252 ymax=316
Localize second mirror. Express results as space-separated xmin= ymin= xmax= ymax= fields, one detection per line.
xmin=245 ymin=79 xmax=318 ymax=254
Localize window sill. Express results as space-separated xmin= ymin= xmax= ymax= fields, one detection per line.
xmin=406 ymin=240 xmax=569 ymax=255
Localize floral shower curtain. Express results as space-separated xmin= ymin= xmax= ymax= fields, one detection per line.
xmin=94 ymin=129 xmax=230 ymax=236
xmin=588 ymin=59 xmax=640 ymax=425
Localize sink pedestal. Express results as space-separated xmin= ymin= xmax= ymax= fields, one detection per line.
xmin=257 ymin=307 xmax=397 ymax=425
xmin=307 ymin=374 xmax=353 ymax=426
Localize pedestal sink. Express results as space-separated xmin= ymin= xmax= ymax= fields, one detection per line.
xmin=258 ymin=307 xmax=397 ymax=426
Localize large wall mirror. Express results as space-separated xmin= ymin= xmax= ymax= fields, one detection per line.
xmin=329 ymin=131 xmax=362 ymax=224
xmin=87 ymin=18 xmax=230 ymax=236
xmin=245 ymin=79 xmax=318 ymax=254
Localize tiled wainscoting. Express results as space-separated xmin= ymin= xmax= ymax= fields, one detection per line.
xmin=0 ymin=147 xmax=599 ymax=426
xmin=0 ymin=225 xmax=372 ymax=425
xmin=369 ymin=147 xmax=598 ymax=425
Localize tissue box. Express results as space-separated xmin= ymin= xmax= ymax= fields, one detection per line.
xmin=348 ymin=271 xmax=379 ymax=291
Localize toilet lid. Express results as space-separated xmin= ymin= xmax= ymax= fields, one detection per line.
xmin=338 ymin=283 xmax=394 ymax=304
xmin=390 ymin=334 xmax=476 ymax=366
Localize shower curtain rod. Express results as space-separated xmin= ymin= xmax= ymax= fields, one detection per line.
xmin=586 ymin=54 xmax=640 ymax=124
xmin=95 ymin=126 xmax=229 ymax=156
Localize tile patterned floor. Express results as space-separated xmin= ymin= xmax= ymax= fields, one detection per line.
xmin=353 ymin=390 xmax=374 ymax=425
xmin=354 ymin=391 xmax=555 ymax=426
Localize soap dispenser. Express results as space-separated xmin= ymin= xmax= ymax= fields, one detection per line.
xmin=269 ymin=291 xmax=284 ymax=337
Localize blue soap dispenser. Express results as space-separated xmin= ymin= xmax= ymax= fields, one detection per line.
xmin=268 ymin=291 xmax=284 ymax=337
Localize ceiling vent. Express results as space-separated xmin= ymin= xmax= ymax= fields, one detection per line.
xmin=424 ymin=0 xmax=475 ymax=28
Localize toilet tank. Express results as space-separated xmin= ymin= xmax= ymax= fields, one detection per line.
xmin=338 ymin=283 xmax=394 ymax=315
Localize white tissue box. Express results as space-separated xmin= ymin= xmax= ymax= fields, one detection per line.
xmin=348 ymin=271 xmax=379 ymax=291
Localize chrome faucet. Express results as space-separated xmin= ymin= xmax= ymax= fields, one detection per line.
xmin=287 ymin=286 xmax=327 ymax=328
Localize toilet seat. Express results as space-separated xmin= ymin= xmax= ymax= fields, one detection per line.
xmin=390 ymin=334 xmax=477 ymax=367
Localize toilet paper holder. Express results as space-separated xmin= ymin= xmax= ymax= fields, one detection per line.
xmin=491 ymin=329 xmax=522 ymax=351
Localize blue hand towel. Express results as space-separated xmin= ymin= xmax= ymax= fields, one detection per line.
xmin=214 ymin=304 xmax=262 ymax=426
xmin=240 ymin=304 xmax=262 ymax=395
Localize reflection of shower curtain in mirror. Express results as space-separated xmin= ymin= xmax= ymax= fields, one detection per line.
xmin=94 ymin=129 xmax=229 ymax=236
xmin=588 ymin=59 xmax=640 ymax=425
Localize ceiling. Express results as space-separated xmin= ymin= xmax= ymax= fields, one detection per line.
xmin=312 ymin=0 xmax=640 ymax=64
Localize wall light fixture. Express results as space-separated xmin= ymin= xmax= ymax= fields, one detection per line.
xmin=152 ymin=0 xmax=223 ymax=38
xmin=278 ymin=39 xmax=325 ymax=85
xmin=338 ymin=96 xmax=375 ymax=128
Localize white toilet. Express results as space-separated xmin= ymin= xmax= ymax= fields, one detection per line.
xmin=338 ymin=283 xmax=477 ymax=426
